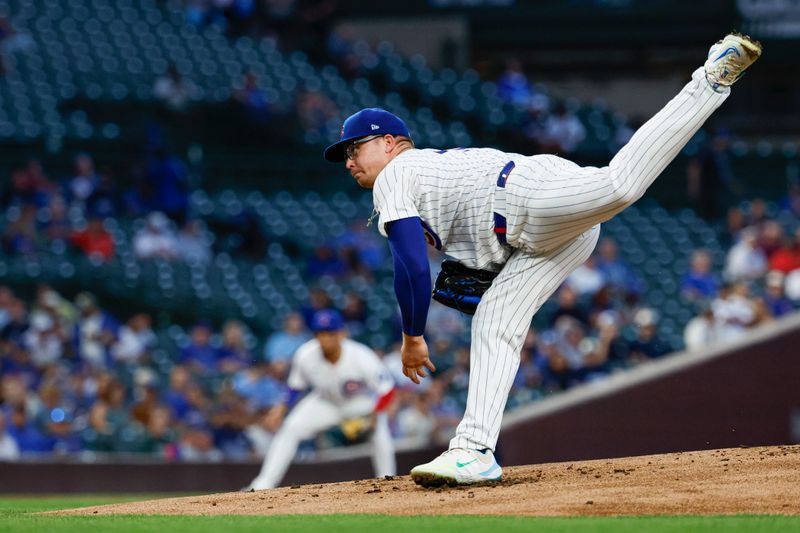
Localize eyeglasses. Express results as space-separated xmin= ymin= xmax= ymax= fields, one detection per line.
xmin=345 ymin=135 xmax=382 ymax=160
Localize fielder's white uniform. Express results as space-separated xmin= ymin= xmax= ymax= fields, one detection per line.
xmin=249 ymin=338 xmax=396 ymax=489
xmin=373 ymin=67 xmax=729 ymax=452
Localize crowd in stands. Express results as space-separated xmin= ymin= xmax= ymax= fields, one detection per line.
xmin=682 ymin=198 xmax=800 ymax=350
xmin=1 ymin=142 xmax=799 ymax=462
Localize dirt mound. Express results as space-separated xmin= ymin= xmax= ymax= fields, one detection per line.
xmin=54 ymin=445 xmax=800 ymax=517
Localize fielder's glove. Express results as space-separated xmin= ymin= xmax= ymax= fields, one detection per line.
xmin=339 ymin=415 xmax=375 ymax=444
xmin=431 ymin=260 xmax=499 ymax=315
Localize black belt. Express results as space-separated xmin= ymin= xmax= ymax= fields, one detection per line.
xmin=493 ymin=161 xmax=515 ymax=245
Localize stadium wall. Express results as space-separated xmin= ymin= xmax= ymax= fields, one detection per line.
xmin=2 ymin=313 xmax=798 ymax=493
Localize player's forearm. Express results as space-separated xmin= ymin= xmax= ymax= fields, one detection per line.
xmin=387 ymin=217 xmax=431 ymax=336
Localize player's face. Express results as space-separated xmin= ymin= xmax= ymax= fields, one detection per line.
xmin=345 ymin=135 xmax=390 ymax=189
xmin=316 ymin=329 xmax=345 ymax=353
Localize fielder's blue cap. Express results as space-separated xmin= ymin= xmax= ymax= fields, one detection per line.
xmin=323 ymin=108 xmax=411 ymax=162
xmin=310 ymin=309 xmax=345 ymax=333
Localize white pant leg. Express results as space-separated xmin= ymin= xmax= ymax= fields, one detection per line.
xmin=370 ymin=412 xmax=396 ymax=477
xmin=507 ymin=67 xmax=729 ymax=253
xmin=249 ymin=393 xmax=341 ymax=490
xmin=450 ymin=225 xmax=600 ymax=452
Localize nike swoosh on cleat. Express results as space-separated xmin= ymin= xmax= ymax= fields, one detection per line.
xmin=714 ymin=47 xmax=740 ymax=62
xmin=456 ymin=459 xmax=478 ymax=468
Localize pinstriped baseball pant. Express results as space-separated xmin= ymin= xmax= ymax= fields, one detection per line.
xmin=450 ymin=67 xmax=730 ymax=452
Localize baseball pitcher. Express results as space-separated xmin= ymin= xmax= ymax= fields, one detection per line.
xmin=323 ymin=34 xmax=761 ymax=487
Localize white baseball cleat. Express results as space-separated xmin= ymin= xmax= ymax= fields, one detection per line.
xmin=704 ymin=32 xmax=762 ymax=92
xmin=410 ymin=448 xmax=502 ymax=487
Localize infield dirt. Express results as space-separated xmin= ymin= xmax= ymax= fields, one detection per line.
xmin=53 ymin=445 xmax=800 ymax=517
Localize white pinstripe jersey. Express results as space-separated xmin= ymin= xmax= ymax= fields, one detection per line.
xmin=288 ymin=338 xmax=394 ymax=406
xmin=373 ymin=147 xmax=525 ymax=271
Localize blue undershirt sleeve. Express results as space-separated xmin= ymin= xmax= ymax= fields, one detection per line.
xmin=386 ymin=217 xmax=431 ymax=337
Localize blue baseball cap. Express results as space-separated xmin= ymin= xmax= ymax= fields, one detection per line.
xmin=323 ymin=108 xmax=411 ymax=162
xmin=310 ymin=309 xmax=345 ymax=333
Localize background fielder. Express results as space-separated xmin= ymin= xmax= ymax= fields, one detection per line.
xmin=323 ymin=33 xmax=761 ymax=487
xmin=247 ymin=309 xmax=396 ymax=490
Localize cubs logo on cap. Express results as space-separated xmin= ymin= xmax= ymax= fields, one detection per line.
xmin=310 ymin=309 xmax=345 ymax=333
xmin=323 ymin=108 xmax=412 ymax=162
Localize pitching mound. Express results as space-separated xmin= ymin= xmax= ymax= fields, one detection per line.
xmin=54 ymin=445 xmax=800 ymax=516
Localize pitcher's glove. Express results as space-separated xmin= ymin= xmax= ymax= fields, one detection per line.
xmin=340 ymin=415 xmax=375 ymax=444
xmin=431 ymin=260 xmax=499 ymax=315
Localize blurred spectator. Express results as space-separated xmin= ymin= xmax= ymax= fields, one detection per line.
xmin=180 ymin=321 xmax=218 ymax=374
xmin=177 ymin=426 xmax=223 ymax=461
xmin=758 ymin=221 xmax=784 ymax=260
xmin=539 ymin=316 xmax=608 ymax=390
xmin=0 ymin=410 xmax=20 ymax=460
xmin=86 ymin=169 xmax=120 ymax=219
xmin=711 ymin=282 xmax=756 ymax=342
xmin=233 ymin=72 xmax=270 ymax=125
xmin=763 ymin=271 xmax=795 ymax=318
xmin=538 ymin=103 xmax=586 ymax=154
xmin=769 ymin=228 xmax=800 ymax=274
xmin=32 ymin=285 xmax=77 ymax=333
xmin=745 ymin=198 xmax=769 ymax=231
xmin=130 ymin=368 xmax=161 ymax=426
xmin=336 ymin=220 xmax=387 ymax=271
xmin=1 ymin=343 xmax=37 ymax=386
xmin=565 ymin=254 xmax=604 ymax=296
xmin=40 ymin=194 xmax=71 ymax=243
xmin=7 ymin=404 xmax=52 ymax=453
xmin=496 ymin=58 xmax=534 ymax=107
xmin=0 ymin=15 xmax=34 ymax=73
xmin=550 ymin=285 xmax=590 ymax=329
xmin=36 ymin=381 xmax=82 ymax=454
xmin=111 ymin=313 xmax=156 ymax=365
xmin=724 ymin=206 xmax=746 ymax=246
xmin=163 ymin=366 xmax=194 ymax=421
xmin=683 ymin=302 xmax=717 ymax=351
xmin=306 ymin=244 xmax=347 ymax=278
xmin=146 ymin=148 xmax=190 ymax=223
xmin=780 ymin=182 xmax=800 ymax=217
xmin=395 ymin=390 xmax=436 ymax=446
xmin=134 ymin=212 xmax=179 ymax=260
xmin=0 ymin=286 xmax=14 ymax=329
xmin=70 ymin=216 xmax=116 ymax=262
xmin=687 ymin=129 xmax=739 ymax=220
xmin=218 ymin=320 xmax=253 ymax=373
xmin=72 ymin=292 xmax=118 ymax=369
xmin=68 ymin=153 xmax=100 ymax=208
xmin=2 ymin=205 xmax=39 ymax=255
xmin=681 ymin=249 xmax=719 ymax=301
xmin=153 ymin=64 xmax=198 ymax=113
xmin=297 ymin=89 xmax=338 ymax=140
xmin=264 ymin=313 xmax=310 ymax=364
xmin=141 ymin=405 xmax=178 ymax=457
xmin=176 ymin=219 xmax=211 ymax=265
xmin=207 ymin=383 xmax=252 ymax=458
xmin=234 ymin=362 xmax=287 ymax=412
xmin=724 ymin=227 xmax=767 ymax=282
xmin=341 ymin=292 xmax=367 ymax=338
xmin=22 ymin=312 xmax=63 ymax=368
xmin=626 ymin=308 xmax=672 ymax=363
xmin=426 ymin=301 xmax=466 ymax=344
xmin=596 ymin=237 xmax=642 ymax=299
xmin=785 ymin=269 xmax=800 ymax=302
xmin=2 ymin=161 xmax=50 ymax=208
xmin=1 ymin=298 xmax=29 ymax=348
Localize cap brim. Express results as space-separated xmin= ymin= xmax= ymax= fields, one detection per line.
xmin=323 ymin=139 xmax=348 ymax=162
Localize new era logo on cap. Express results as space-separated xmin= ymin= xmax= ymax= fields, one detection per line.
xmin=371 ymin=124 xmax=380 ymax=130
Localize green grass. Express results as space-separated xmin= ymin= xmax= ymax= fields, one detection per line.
xmin=0 ymin=496 xmax=798 ymax=532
